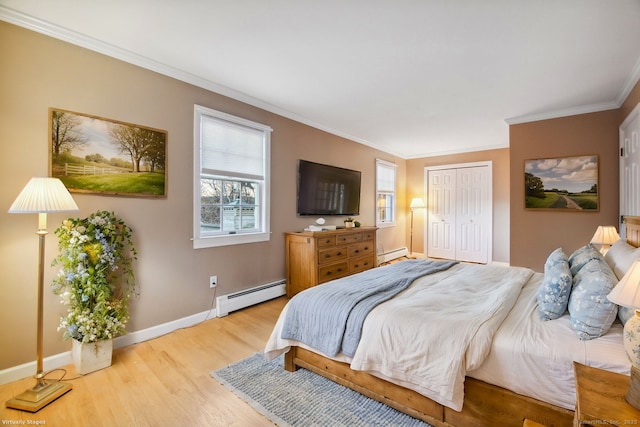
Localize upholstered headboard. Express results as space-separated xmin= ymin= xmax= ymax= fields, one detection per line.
xmin=624 ymin=216 xmax=640 ymax=248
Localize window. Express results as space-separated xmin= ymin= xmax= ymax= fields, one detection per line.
xmin=376 ymin=159 xmax=396 ymax=227
xmin=193 ymin=105 xmax=272 ymax=248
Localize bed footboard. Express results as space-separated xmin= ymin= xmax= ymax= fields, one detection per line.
xmin=284 ymin=347 xmax=574 ymax=427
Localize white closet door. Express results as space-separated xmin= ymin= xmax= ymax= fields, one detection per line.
xmin=621 ymin=103 xmax=640 ymax=234
xmin=456 ymin=166 xmax=490 ymax=264
xmin=427 ymin=169 xmax=456 ymax=260
xmin=426 ymin=164 xmax=491 ymax=263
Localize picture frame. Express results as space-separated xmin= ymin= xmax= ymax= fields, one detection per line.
xmin=49 ymin=108 xmax=167 ymax=198
xmin=524 ymin=155 xmax=598 ymax=211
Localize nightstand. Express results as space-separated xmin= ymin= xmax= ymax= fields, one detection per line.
xmin=573 ymin=362 xmax=640 ymax=426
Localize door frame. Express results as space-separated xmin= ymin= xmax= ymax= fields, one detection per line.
xmin=424 ymin=161 xmax=493 ymax=263
xmin=620 ymin=102 xmax=640 ymax=236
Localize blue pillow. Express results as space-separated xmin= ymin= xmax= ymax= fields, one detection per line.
xmin=537 ymin=248 xmax=572 ymax=321
xmin=619 ymin=305 xmax=635 ymax=325
xmin=568 ymin=244 xmax=602 ymax=276
xmin=568 ymin=258 xmax=619 ymax=340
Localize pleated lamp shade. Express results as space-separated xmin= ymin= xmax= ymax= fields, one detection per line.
xmin=590 ymin=225 xmax=620 ymax=246
xmin=8 ymin=177 xmax=78 ymax=214
xmin=608 ymin=259 xmax=640 ymax=309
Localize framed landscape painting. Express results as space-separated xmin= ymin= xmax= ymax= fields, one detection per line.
xmin=49 ymin=108 xmax=167 ymax=197
xmin=524 ymin=155 xmax=598 ymax=211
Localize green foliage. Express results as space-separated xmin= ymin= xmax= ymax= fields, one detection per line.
xmin=570 ymin=194 xmax=599 ymax=210
xmin=526 ymin=192 xmax=561 ymax=208
xmin=524 ymin=172 xmax=545 ymax=198
xmin=59 ymin=172 xmax=165 ymax=195
xmin=52 ymin=211 xmax=137 ymax=343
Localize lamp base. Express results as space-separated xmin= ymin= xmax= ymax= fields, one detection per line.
xmin=627 ymin=365 xmax=640 ymax=410
xmin=5 ymin=379 xmax=72 ymax=412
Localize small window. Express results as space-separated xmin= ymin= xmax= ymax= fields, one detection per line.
xmin=376 ymin=159 xmax=396 ymax=227
xmin=193 ymin=105 xmax=272 ymax=248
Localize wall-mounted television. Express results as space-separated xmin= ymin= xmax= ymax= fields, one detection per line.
xmin=297 ymin=160 xmax=361 ymax=216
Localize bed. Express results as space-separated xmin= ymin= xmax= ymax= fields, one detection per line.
xmin=264 ymin=216 xmax=640 ymax=427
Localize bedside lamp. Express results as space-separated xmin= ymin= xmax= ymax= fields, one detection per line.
xmin=409 ymin=198 xmax=425 ymax=256
xmin=607 ymin=259 xmax=640 ymax=410
xmin=6 ymin=177 xmax=78 ymax=412
xmin=590 ymin=225 xmax=620 ymax=255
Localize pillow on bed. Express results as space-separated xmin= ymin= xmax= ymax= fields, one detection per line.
xmin=568 ymin=244 xmax=602 ymax=276
xmin=537 ymin=248 xmax=572 ymax=321
xmin=604 ymin=239 xmax=640 ymax=280
xmin=568 ymin=257 xmax=619 ymax=340
xmin=619 ymin=305 xmax=635 ymax=325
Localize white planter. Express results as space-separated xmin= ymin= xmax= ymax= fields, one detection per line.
xmin=72 ymin=339 xmax=113 ymax=375
xmin=344 ymin=222 xmax=355 ymax=228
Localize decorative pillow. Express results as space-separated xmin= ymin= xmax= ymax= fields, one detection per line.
xmin=604 ymin=239 xmax=640 ymax=280
xmin=619 ymin=305 xmax=635 ymax=325
xmin=537 ymin=248 xmax=572 ymax=321
xmin=568 ymin=244 xmax=602 ymax=276
xmin=568 ymin=257 xmax=619 ymax=340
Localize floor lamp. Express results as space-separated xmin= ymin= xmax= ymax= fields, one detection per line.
xmin=409 ymin=197 xmax=425 ymax=256
xmin=6 ymin=177 xmax=78 ymax=412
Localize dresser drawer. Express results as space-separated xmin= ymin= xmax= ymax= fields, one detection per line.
xmin=318 ymin=246 xmax=349 ymax=264
xmin=349 ymin=256 xmax=375 ymax=274
xmin=361 ymin=230 xmax=375 ymax=241
xmin=336 ymin=232 xmax=362 ymax=245
xmin=318 ymin=261 xmax=349 ymax=283
xmin=348 ymin=241 xmax=374 ymax=258
xmin=316 ymin=235 xmax=336 ymax=247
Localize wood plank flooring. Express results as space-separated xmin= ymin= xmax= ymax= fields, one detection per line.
xmin=0 ymin=296 xmax=288 ymax=426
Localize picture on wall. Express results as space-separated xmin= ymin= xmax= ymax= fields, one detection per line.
xmin=49 ymin=108 xmax=167 ymax=197
xmin=524 ymin=155 xmax=598 ymax=211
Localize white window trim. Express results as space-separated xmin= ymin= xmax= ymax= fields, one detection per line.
xmin=376 ymin=159 xmax=397 ymax=228
xmin=193 ymin=105 xmax=272 ymax=249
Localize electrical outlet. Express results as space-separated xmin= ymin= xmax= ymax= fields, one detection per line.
xmin=209 ymin=275 xmax=217 ymax=288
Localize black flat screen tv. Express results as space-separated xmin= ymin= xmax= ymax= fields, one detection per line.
xmin=297 ymin=160 xmax=361 ymax=216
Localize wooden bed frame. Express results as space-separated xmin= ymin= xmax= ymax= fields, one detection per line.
xmin=284 ymin=216 xmax=640 ymax=427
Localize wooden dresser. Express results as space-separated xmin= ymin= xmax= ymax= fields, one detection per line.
xmin=285 ymin=227 xmax=377 ymax=297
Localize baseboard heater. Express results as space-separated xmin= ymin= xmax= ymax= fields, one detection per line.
xmin=377 ymin=247 xmax=409 ymax=264
xmin=216 ymin=279 xmax=286 ymax=317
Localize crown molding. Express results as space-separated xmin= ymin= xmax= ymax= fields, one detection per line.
xmin=617 ymin=55 xmax=640 ymax=106
xmin=504 ymin=101 xmax=620 ymax=125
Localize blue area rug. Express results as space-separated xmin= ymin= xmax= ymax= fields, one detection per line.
xmin=211 ymin=352 xmax=434 ymax=427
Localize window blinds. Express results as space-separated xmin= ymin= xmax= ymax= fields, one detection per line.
xmin=201 ymin=115 xmax=265 ymax=180
xmin=377 ymin=161 xmax=396 ymax=192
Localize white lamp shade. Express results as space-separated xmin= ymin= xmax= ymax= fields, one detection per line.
xmin=8 ymin=177 xmax=79 ymax=213
xmin=409 ymin=198 xmax=425 ymax=209
xmin=590 ymin=225 xmax=620 ymax=246
xmin=608 ymin=259 xmax=640 ymax=308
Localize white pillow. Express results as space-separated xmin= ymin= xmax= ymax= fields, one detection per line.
xmin=604 ymin=239 xmax=640 ymax=280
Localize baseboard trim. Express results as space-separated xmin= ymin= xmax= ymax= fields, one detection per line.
xmin=0 ymin=307 xmax=218 ymax=385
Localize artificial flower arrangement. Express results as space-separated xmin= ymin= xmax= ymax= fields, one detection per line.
xmin=52 ymin=210 xmax=137 ymax=344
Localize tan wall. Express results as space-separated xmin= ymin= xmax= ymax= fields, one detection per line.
xmin=407 ymin=148 xmax=510 ymax=263
xmin=509 ymin=111 xmax=620 ymax=270
xmin=0 ymin=22 xmax=406 ymax=369
xmin=620 ymin=79 xmax=640 ymax=123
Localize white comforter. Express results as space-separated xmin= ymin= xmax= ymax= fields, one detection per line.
xmin=265 ymin=263 xmax=533 ymax=411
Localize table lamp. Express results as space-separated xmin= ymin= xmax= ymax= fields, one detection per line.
xmin=6 ymin=177 xmax=79 ymax=412
xmin=590 ymin=225 xmax=620 ymax=255
xmin=607 ymin=258 xmax=640 ymax=410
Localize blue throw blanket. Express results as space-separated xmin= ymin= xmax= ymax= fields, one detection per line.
xmin=280 ymin=259 xmax=458 ymax=357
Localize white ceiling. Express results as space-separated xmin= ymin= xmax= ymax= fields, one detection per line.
xmin=2 ymin=1 xmax=640 ymax=159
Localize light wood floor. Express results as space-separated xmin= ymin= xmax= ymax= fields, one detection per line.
xmin=0 ymin=297 xmax=288 ymax=426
